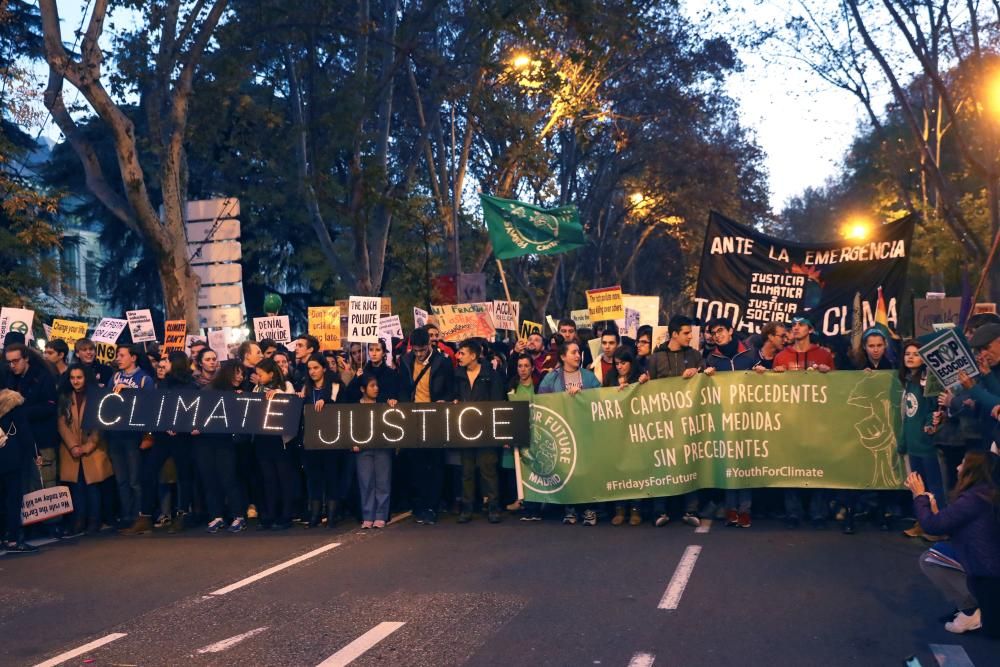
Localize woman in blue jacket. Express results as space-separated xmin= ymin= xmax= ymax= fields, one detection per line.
xmin=908 ymin=451 xmax=1000 ymax=637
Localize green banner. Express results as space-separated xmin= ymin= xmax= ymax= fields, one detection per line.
xmin=480 ymin=193 xmax=585 ymax=260
xmin=519 ymin=371 xmax=904 ymax=504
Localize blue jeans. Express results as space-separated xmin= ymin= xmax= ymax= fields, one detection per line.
xmin=108 ymin=435 xmax=142 ymax=522
xmin=725 ymin=489 xmax=752 ymax=513
xmin=784 ymin=489 xmax=827 ymax=521
xmin=71 ymin=467 xmax=102 ymax=529
xmin=909 ymin=452 xmax=947 ymax=508
xmin=357 ymin=450 xmax=392 ymax=522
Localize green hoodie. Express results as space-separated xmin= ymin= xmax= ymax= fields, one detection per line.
xmin=898 ymin=375 xmax=937 ymax=456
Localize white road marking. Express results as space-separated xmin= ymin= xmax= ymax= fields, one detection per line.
xmin=694 ymin=519 xmax=712 ymax=534
xmin=32 ymin=633 xmax=127 ymax=667
xmin=627 ymin=652 xmax=656 ymax=667
xmin=209 ymin=542 xmax=341 ymax=595
xmin=315 ymin=621 xmax=406 ymax=666
xmin=929 ymin=644 xmax=976 ymax=667
xmin=195 ymin=626 xmax=269 ymax=654
xmin=658 ymin=545 xmax=702 ymax=610
xmin=25 ymin=537 xmax=58 ymax=547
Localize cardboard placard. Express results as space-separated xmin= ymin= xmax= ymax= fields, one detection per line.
xmin=622 ymin=294 xmax=660 ymax=326
xmin=520 ymin=320 xmax=543 ymax=340
xmin=432 ymin=303 xmax=497 ymax=342
xmin=414 ymin=307 xmax=429 ymax=330
xmin=918 ymin=328 xmax=979 ymax=392
xmin=378 ymin=315 xmax=403 ymax=341
xmin=208 ymin=329 xmax=229 ymax=360
xmin=349 ymin=297 xmax=381 ymax=342
xmin=913 ymin=297 xmax=962 ymax=337
xmin=490 ymin=301 xmax=520 ymax=331
xmin=126 ymin=309 xmax=157 ymax=343
xmin=21 ymin=486 xmax=73 ymax=526
xmin=163 ymin=320 xmax=187 ymax=353
xmin=570 ymin=309 xmax=592 ymax=330
xmin=308 ymin=306 xmax=342 ymax=351
xmin=92 ymin=318 xmax=128 ymax=344
xmin=50 ymin=319 xmax=88 ymax=344
xmin=253 ymin=315 xmax=292 ymax=349
xmin=95 ymin=341 xmax=117 ymax=365
xmin=586 ymin=286 xmax=625 ymax=321
xmin=0 ymin=307 xmax=34 ymax=342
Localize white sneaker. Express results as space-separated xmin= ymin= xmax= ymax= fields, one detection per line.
xmin=682 ymin=512 xmax=701 ymax=527
xmin=582 ymin=509 xmax=597 ymax=526
xmin=945 ymin=609 xmax=981 ymax=634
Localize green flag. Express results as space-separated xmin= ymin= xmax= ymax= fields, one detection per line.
xmin=480 ymin=194 xmax=585 ymax=260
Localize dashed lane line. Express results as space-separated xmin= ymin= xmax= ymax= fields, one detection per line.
xmin=31 ymin=632 xmax=127 ymax=667
xmin=929 ymin=643 xmax=976 ymax=667
xmin=209 ymin=541 xmax=341 ymax=595
xmin=315 ymin=621 xmax=406 ymax=666
xmin=627 ymin=651 xmax=656 ymax=666
xmin=658 ymin=545 xmax=702 ymax=610
xmin=195 ymin=626 xmax=269 ymax=654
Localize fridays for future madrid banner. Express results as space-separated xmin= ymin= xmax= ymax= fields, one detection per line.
xmin=518 ymin=371 xmax=905 ymax=505
xmin=695 ymin=212 xmax=915 ymax=336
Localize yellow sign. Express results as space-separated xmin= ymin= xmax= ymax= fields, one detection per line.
xmin=519 ymin=320 xmax=543 ymax=340
xmin=50 ymin=319 xmax=88 ymax=344
xmin=309 ymin=306 xmax=342 ymax=351
xmin=586 ymin=285 xmax=625 ymax=321
xmin=95 ymin=341 xmax=117 ymax=365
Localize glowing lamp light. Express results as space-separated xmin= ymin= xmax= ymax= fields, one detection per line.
xmin=629 ymin=192 xmax=645 ymax=205
xmin=843 ymin=219 xmax=871 ymax=241
xmin=511 ymin=53 xmax=532 ymax=69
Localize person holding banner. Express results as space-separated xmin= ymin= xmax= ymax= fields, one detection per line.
xmin=646 ymin=316 xmax=705 ymax=528
xmin=355 ymin=373 xmax=393 ymax=529
xmin=74 ymin=339 xmax=113 ymax=387
xmin=505 ymin=353 xmax=539 ymax=519
xmin=301 ymin=353 xmax=349 ymax=528
xmin=57 ymin=364 xmax=113 ymax=535
xmin=0 ymin=388 xmax=38 ymax=553
xmin=898 ymin=341 xmax=947 ymax=540
xmin=751 ymin=322 xmax=788 ymax=371
xmin=455 ymin=339 xmax=507 ymax=524
xmin=540 ymin=340 xmax=601 ymax=525
xmin=252 ymin=358 xmax=299 ymax=531
xmin=194 ymin=361 xmax=249 ymax=533
xmin=108 ymin=344 xmax=155 ymax=535
xmin=605 ymin=347 xmax=646 ymax=527
xmin=399 ymin=327 xmax=455 ymax=526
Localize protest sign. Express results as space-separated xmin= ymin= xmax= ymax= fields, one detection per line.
xmin=490 ymin=301 xmax=520 ymax=331
xmin=43 ymin=323 xmax=50 ymax=339
xmin=379 ymin=315 xmax=403 ymax=341
xmin=432 ymin=303 xmax=496 ymax=342
xmin=518 ymin=371 xmax=904 ymax=504
xmin=918 ymin=328 xmax=979 ymax=392
xmin=95 ymin=341 xmax=117 ymax=365
xmin=349 ymin=297 xmax=381 ymax=342
xmin=617 ymin=308 xmax=640 ymax=339
xmin=208 ymin=329 xmax=229 ymax=359
xmin=0 ymin=307 xmax=34 ymax=341
xmin=308 ymin=306 xmax=341 ymax=351
xmin=84 ymin=388 xmax=304 ymax=438
xmin=586 ymin=285 xmax=624 ymax=320
xmin=913 ymin=297 xmax=962 ymax=337
xmin=253 ymin=315 xmax=292 ymax=349
xmin=695 ymin=211 xmax=914 ymax=336
xmin=520 ymin=320 xmax=543 ymax=340
xmin=653 ymin=326 xmax=668 ymax=348
xmin=974 ymin=303 xmax=997 ymax=315
xmin=414 ymin=307 xmax=429 ymax=329
xmin=50 ymin=319 xmax=88 ymax=345
xmin=622 ymin=295 xmax=660 ymax=326
xmin=546 ymin=314 xmax=558 ymax=334
xmin=457 ymin=273 xmax=487 ymax=303
xmin=21 ymin=486 xmax=73 ymax=526
xmin=570 ymin=309 xmax=592 ymax=329
xmin=163 ymin=320 xmax=187 ymax=353
xmin=92 ymin=318 xmax=128 ymax=344
xmin=126 ymin=309 xmax=157 ymax=343
xmin=303 ymin=401 xmax=530 ymax=450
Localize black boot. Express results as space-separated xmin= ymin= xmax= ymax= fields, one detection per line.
xmin=842 ymin=508 xmax=855 ymax=535
xmin=326 ymin=500 xmax=339 ymax=529
xmin=487 ymin=504 xmax=501 ymax=524
xmin=307 ymin=500 xmax=322 ymax=528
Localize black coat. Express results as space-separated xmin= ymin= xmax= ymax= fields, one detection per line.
xmin=454 ymin=365 xmax=506 ymax=403
xmin=398 ymin=350 xmax=455 ymax=403
xmin=0 ymin=405 xmax=34 ymax=475
xmin=3 ymin=363 xmax=57 ymax=450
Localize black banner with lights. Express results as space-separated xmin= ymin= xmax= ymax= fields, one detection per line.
xmin=302 ymin=401 xmax=530 ymax=450
xmin=83 ymin=389 xmax=303 ymax=438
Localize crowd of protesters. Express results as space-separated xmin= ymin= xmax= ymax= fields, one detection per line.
xmin=0 ymin=309 xmax=998 ymax=637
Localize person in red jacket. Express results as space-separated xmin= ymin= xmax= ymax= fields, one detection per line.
xmin=773 ymin=316 xmax=834 ymax=372
xmin=772 ymin=316 xmax=835 ymax=528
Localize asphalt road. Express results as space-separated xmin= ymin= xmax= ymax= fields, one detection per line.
xmin=1 ymin=512 xmax=995 ymax=667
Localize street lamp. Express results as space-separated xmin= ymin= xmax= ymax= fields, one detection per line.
xmin=842 ymin=217 xmax=871 ymax=241
xmin=511 ymin=53 xmax=532 ymax=70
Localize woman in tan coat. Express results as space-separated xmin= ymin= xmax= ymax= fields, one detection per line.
xmin=58 ymin=364 xmax=113 ymax=533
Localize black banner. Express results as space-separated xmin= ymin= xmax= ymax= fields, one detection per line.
xmin=694 ymin=212 xmax=914 ymax=336
xmin=303 ymin=402 xmax=531 ymax=450
xmin=83 ymin=389 xmax=303 ymax=438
